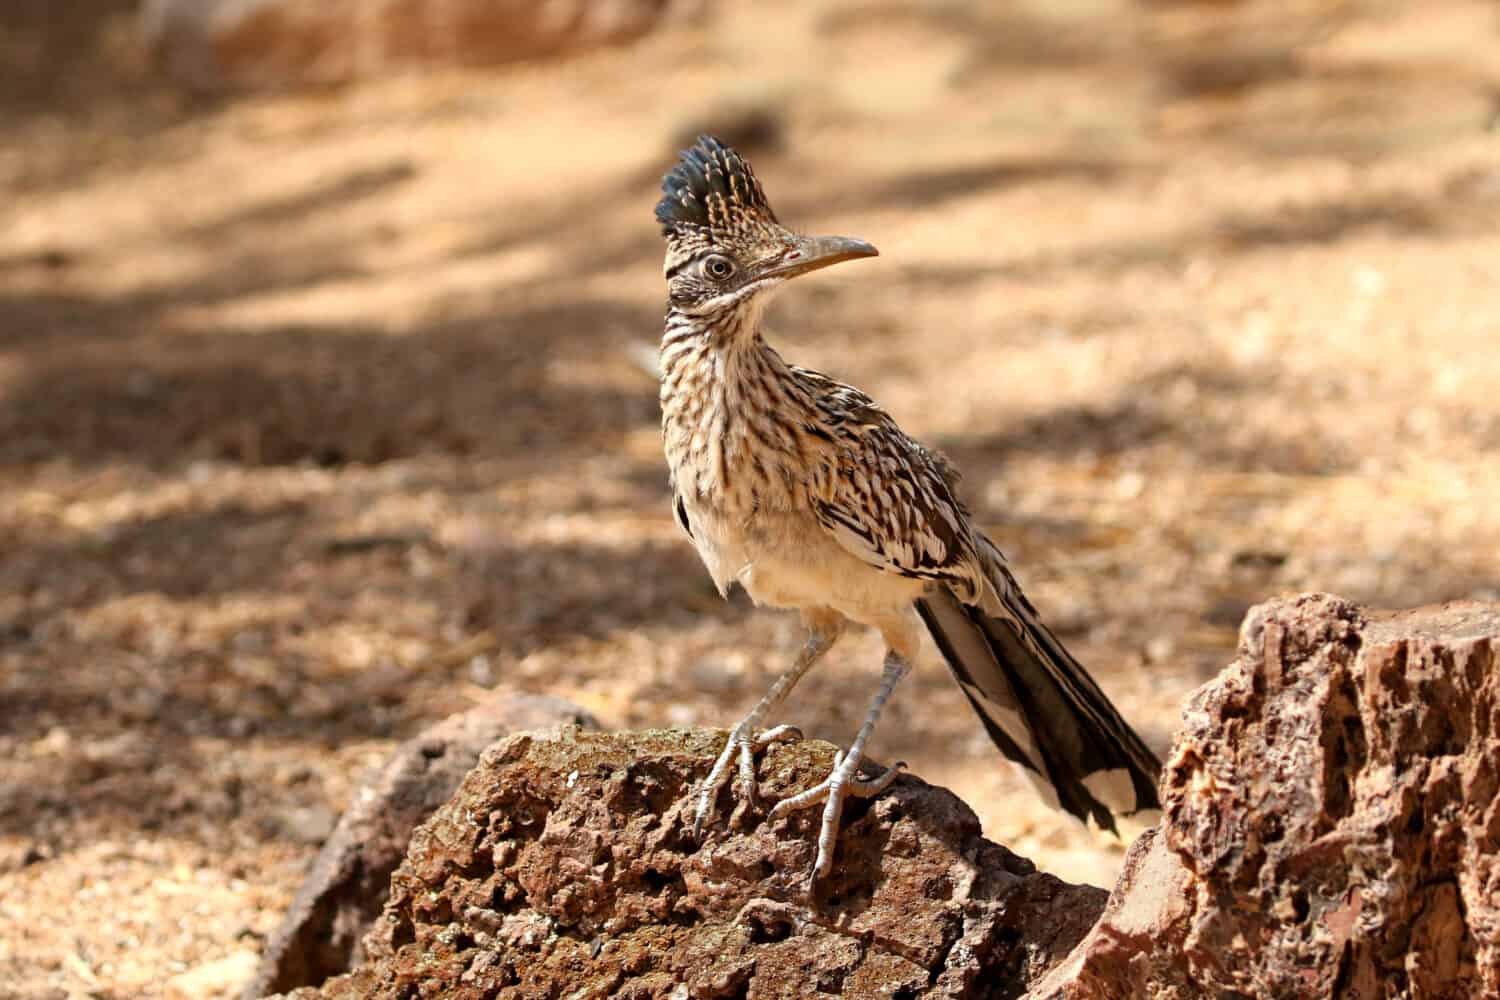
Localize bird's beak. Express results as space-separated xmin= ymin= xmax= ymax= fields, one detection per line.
xmin=763 ymin=235 xmax=879 ymax=281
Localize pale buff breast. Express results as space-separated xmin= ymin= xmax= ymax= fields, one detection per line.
xmin=679 ymin=497 xmax=928 ymax=625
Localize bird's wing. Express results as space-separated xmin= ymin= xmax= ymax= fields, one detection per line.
xmin=792 ymin=366 xmax=988 ymax=602
xmin=791 ymin=367 xmax=1163 ymax=830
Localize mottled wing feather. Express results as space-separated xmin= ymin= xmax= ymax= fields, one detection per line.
xmin=790 ymin=365 xmax=985 ymax=600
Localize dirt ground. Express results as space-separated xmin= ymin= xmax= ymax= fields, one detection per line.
xmin=1 ymin=1 xmax=1498 ymax=996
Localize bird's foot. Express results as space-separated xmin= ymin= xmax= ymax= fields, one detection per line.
xmin=768 ymin=749 xmax=906 ymax=883
xmin=693 ymin=723 xmax=804 ymax=838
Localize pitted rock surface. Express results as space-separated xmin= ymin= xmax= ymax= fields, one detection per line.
xmin=271 ymin=729 xmax=1104 ymax=999
xmin=247 ymin=691 xmax=597 ymax=999
xmin=1031 ymin=594 xmax=1500 ymax=999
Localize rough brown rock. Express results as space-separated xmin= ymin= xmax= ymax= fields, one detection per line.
xmin=1031 ymin=594 xmax=1500 ymax=1000
xmin=267 ymin=729 xmax=1106 ymax=999
xmin=141 ymin=0 xmax=698 ymax=93
xmin=246 ymin=691 xmax=598 ymax=1000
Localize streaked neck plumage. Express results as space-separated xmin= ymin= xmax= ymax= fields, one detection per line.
xmin=659 ymin=296 xmax=815 ymax=513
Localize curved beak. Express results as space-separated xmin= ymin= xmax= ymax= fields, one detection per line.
xmin=763 ymin=235 xmax=878 ymax=281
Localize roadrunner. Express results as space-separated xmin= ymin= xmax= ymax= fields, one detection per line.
xmin=656 ymin=136 xmax=1162 ymax=881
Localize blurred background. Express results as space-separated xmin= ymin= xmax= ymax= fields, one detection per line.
xmin=1 ymin=0 xmax=1497 ymax=995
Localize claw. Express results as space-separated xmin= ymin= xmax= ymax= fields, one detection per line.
xmin=755 ymin=724 xmax=804 ymax=747
xmin=693 ymin=724 xmax=805 ymax=839
xmin=767 ymin=754 xmax=904 ymax=819
xmin=768 ymin=751 xmax=906 ymax=881
xmin=696 ymin=649 xmax=910 ymax=883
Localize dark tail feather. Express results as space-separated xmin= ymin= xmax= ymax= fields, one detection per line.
xmin=916 ymin=547 xmax=1162 ymax=833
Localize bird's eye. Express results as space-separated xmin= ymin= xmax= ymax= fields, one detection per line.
xmin=703 ymin=255 xmax=735 ymax=280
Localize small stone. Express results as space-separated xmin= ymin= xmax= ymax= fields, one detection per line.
xmin=274 ymin=805 xmax=337 ymax=846
xmin=1144 ymin=635 xmax=1176 ymax=664
xmin=164 ymin=950 xmax=259 ymax=1000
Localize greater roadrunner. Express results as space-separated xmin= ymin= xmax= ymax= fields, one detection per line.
xmin=656 ymin=136 xmax=1162 ymax=882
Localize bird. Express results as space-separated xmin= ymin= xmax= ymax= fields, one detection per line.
xmin=655 ymin=135 xmax=1162 ymax=883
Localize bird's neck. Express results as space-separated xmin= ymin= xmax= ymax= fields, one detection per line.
xmin=660 ymin=299 xmax=775 ymax=375
xmin=659 ymin=302 xmax=810 ymax=509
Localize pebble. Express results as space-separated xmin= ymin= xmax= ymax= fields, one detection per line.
xmin=163 ymin=950 xmax=259 ymax=1000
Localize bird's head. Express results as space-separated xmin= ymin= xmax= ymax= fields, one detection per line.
xmin=656 ymin=135 xmax=877 ymax=318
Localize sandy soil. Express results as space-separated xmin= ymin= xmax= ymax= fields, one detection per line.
xmin=1 ymin=1 xmax=1498 ymax=996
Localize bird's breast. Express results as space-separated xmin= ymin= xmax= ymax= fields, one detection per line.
xmin=678 ymin=497 xmax=922 ymax=618
xmin=662 ymin=380 xmax=815 ymax=517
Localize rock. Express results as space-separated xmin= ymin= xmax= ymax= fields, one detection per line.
xmin=140 ymin=0 xmax=698 ymax=93
xmin=1030 ymin=593 xmax=1500 ymax=999
xmin=245 ymin=691 xmax=598 ymax=1000
xmin=266 ymin=729 xmax=1106 ymax=999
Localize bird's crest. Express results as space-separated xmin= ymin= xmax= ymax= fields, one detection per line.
xmin=657 ymin=136 xmax=780 ymax=248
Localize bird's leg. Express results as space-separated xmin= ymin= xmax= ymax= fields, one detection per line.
xmin=768 ymin=649 xmax=911 ymax=883
xmin=693 ymin=612 xmax=845 ymax=838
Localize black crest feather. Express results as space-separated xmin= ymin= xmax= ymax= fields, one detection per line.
xmin=656 ymin=135 xmax=777 ymax=236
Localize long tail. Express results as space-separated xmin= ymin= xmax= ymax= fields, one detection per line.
xmin=915 ymin=536 xmax=1162 ymax=833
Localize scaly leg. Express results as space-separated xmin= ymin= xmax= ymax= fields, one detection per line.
xmin=693 ymin=610 xmax=846 ymax=838
xmin=768 ymin=649 xmax=911 ymax=882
